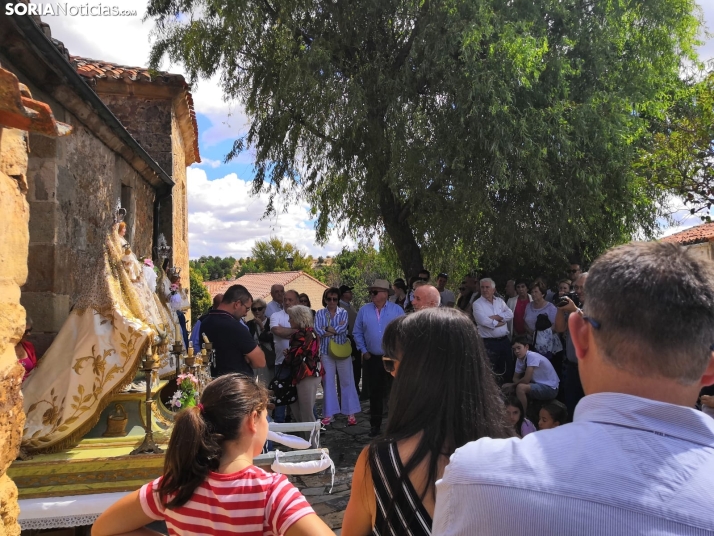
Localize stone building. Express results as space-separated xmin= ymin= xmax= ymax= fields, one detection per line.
xmin=0 ymin=61 xmax=72 ymax=536
xmin=661 ymin=222 xmax=714 ymax=261
xmin=204 ymin=272 xmax=329 ymax=320
xmin=0 ymin=14 xmax=199 ymax=356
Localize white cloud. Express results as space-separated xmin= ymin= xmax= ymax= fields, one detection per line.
xmin=192 ymin=158 xmax=222 ymax=169
xmin=188 ymin=168 xmax=353 ymax=259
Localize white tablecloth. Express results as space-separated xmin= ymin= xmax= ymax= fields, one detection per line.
xmin=19 ymin=491 xmax=130 ymax=530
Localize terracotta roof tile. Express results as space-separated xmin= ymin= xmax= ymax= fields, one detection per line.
xmin=70 ymin=55 xmax=200 ymax=165
xmin=660 ymin=223 xmax=714 ymax=246
xmin=204 ymin=271 xmax=328 ymax=302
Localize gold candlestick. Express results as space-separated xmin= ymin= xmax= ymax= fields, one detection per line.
xmin=131 ymin=346 xmax=164 ymax=455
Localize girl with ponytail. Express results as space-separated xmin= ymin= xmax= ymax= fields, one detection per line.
xmin=92 ymin=374 xmax=334 ymax=536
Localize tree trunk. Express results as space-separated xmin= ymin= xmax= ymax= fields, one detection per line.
xmin=378 ymin=183 xmax=423 ymax=278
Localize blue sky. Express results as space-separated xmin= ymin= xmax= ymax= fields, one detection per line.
xmin=44 ymin=1 xmax=714 ymax=255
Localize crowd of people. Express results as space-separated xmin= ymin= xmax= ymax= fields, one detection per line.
xmin=92 ymin=241 xmax=714 ymax=535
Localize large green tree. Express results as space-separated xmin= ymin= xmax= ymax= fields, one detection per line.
xmin=250 ymin=237 xmax=314 ymax=272
xmin=189 ymin=267 xmax=212 ymax=320
xmin=637 ymin=67 xmax=714 ymax=222
xmin=149 ymin=0 xmax=701 ymax=275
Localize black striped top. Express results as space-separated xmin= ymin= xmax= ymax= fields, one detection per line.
xmin=371 ymin=442 xmax=432 ymax=536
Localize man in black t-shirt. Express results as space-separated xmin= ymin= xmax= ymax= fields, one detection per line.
xmin=200 ymin=284 xmax=265 ymax=378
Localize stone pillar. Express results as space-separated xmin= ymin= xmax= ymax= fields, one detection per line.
xmin=0 ymin=106 xmax=30 ymax=536
xmin=0 ymin=66 xmax=71 ymax=536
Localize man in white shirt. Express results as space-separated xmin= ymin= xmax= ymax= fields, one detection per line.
xmin=265 ymin=284 xmax=285 ymax=318
xmin=433 ymin=241 xmax=714 ymax=536
xmin=472 ymin=278 xmax=513 ymax=384
xmin=503 ymin=335 xmax=559 ymax=412
xmin=436 ymin=273 xmax=456 ymax=307
xmin=269 ymin=289 xmax=298 ymax=422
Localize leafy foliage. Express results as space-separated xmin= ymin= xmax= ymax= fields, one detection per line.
xmin=189 ymin=267 xmax=212 ymax=320
xmin=637 ymin=67 xmax=714 ymax=222
xmin=149 ymin=0 xmax=702 ymax=273
xmin=190 ymin=256 xmax=237 ymax=281
xmin=250 ymin=237 xmax=314 ymax=273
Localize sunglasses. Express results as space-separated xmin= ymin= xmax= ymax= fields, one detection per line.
xmin=251 ymin=307 xmax=265 ymax=312
xmin=370 ymin=290 xmax=385 ymax=296
xmin=382 ymin=356 xmax=399 ymax=373
xmin=568 ymin=269 xmax=579 ymax=273
xmin=418 ymin=276 xmax=429 ymax=281
xmin=325 ymin=297 xmax=338 ymax=302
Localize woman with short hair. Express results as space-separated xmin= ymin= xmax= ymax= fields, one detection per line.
xmin=343 ymin=308 xmax=512 ymax=535
xmin=246 ymin=298 xmax=274 ymax=386
xmin=284 ymin=305 xmax=323 ymax=426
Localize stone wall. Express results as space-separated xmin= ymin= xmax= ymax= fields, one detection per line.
xmin=0 ymin=120 xmax=31 ymax=536
xmin=99 ymin=94 xmax=173 ymax=175
xmin=22 ymin=110 xmax=158 ymax=356
xmin=171 ymin=105 xmax=190 ymax=320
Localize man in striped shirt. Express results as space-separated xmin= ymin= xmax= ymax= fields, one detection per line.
xmin=433 ymin=241 xmax=714 ymax=535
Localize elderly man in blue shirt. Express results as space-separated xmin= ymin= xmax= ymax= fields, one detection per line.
xmin=353 ymin=279 xmax=405 ymax=437
xmin=433 ymin=241 xmax=714 ymax=535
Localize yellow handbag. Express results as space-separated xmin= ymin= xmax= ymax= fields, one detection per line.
xmin=327 ymin=315 xmax=352 ymax=360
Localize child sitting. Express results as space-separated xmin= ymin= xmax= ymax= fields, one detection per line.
xmin=505 ymin=396 xmax=536 ymax=438
xmin=538 ymin=400 xmax=569 ymax=430
xmin=502 ymin=335 xmax=560 ymax=413
xmin=92 ymin=373 xmax=334 ymax=536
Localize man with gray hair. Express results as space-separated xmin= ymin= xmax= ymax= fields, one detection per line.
xmin=472 ymin=278 xmax=513 ymax=384
xmin=265 ymin=284 xmax=285 ymax=317
xmin=434 ymin=241 xmax=714 ymax=535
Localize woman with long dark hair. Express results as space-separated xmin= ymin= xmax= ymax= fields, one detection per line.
xmin=342 ymin=308 xmax=512 ymax=535
xmin=92 ymin=374 xmax=333 ymax=536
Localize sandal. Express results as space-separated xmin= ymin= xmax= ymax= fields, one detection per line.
xmin=321 ymin=416 xmax=333 ymax=426
xmin=347 ymin=415 xmax=357 ymax=426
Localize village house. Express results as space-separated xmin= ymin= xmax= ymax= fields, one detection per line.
xmin=204 ymin=271 xmax=329 ymax=320
xmin=0 ymin=13 xmax=199 ymax=356
xmin=661 ymin=222 xmax=714 ymax=261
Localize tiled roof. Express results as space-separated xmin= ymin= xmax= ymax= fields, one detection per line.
xmin=660 ymin=223 xmax=714 ymax=246
xmin=70 ymin=56 xmax=200 ymax=165
xmin=204 ymin=271 xmax=327 ymax=300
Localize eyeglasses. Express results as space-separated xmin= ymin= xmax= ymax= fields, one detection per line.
xmin=568 ymin=269 xmax=580 ymax=273
xmin=582 ymin=316 xmax=601 ymax=329
xmin=325 ymin=297 xmax=338 ymax=302
xmin=251 ymin=307 xmax=265 ymax=312
xmin=382 ymin=356 xmax=399 ymax=373
xmin=370 ymin=290 xmax=385 ymax=296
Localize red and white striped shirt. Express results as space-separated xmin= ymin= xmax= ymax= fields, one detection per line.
xmin=139 ymin=465 xmax=314 ymax=535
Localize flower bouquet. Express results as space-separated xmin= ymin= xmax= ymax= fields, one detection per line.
xmin=170 ymin=373 xmax=199 ymax=410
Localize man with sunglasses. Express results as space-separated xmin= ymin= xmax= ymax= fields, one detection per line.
xmin=353 ymin=279 xmax=405 ymax=437
xmin=434 ymin=241 xmax=714 ymax=536
xmin=200 ymin=285 xmax=265 ymax=379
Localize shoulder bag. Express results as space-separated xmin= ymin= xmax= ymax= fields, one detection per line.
xmin=327 ymin=313 xmax=351 ymax=360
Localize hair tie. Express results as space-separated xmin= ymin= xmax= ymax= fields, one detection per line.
xmin=197 ymin=403 xmax=204 ymax=414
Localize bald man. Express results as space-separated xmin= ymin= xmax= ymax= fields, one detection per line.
xmin=412 ymin=284 xmax=441 ymax=311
